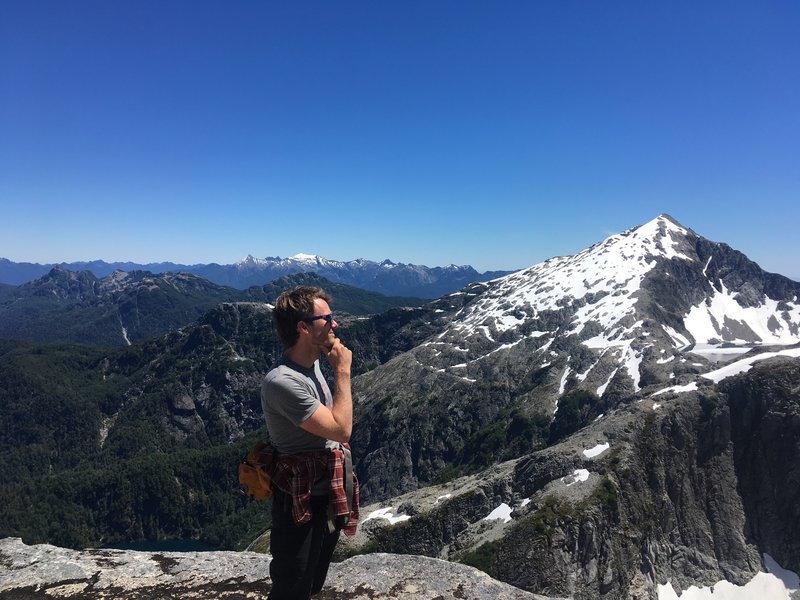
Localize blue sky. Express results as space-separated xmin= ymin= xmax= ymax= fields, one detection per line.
xmin=1 ymin=1 xmax=798 ymax=278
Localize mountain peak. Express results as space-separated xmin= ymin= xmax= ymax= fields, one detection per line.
xmin=423 ymin=214 xmax=800 ymax=401
xmin=290 ymin=253 xmax=319 ymax=263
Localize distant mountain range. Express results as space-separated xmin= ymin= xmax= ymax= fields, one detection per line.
xmin=0 ymin=270 xmax=423 ymax=347
xmin=0 ymin=254 xmax=512 ymax=299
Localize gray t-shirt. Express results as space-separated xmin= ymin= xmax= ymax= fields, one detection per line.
xmin=261 ymin=355 xmax=336 ymax=456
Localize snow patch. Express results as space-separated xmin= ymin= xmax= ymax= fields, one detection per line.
xmin=363 ymin=507 xmax=412 ymax=525
xmin=484 ymin=503 xmax=513 ymax=523
xmin=663 ymin=324 xmax=692 ymax=350
xmin=652 ymin=382 xmax=699 ymax=396
xmin=558 ymin=365 xmax=571 ymax=398
xmin=684 ymin=281 xmax=800 ymax=346
xmin=596 ymin=368 xmax=618 ymax=397
xmin=563 ymin=469 xmax=590 ymax=486
xmin=583 ymin=443 xmax=610 ymax=458
xmin=658 ymin=553 xmax=799 ymax=600
xmin=702 ymin=347 xmax=800 ymax=383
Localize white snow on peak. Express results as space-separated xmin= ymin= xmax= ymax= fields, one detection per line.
xmin=445 ymin=216 xmax=693 ymax=346
xmin=422 ymin=215 xmax=697 ymax=396
xmin=236 ymin=255 xmax=271 ymax=268
xmin=422 ymin=215 xmax=799 ymax=395
xmin=290 ymin=253 xmax=320 ymax=263
xmin=683 ymin=280 xmax=800 ymax=346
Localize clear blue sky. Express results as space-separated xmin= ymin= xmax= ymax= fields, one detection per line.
xmin=2 ymin=1 xmax=798 ymax=279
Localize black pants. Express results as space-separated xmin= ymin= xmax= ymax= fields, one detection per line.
xmin=268 ymin=489 xmax=341 ymax=600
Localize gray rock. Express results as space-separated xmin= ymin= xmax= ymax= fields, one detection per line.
xmin=0 ymin=538 xmax=554 ymax=600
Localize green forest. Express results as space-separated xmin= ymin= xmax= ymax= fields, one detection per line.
xmin=0 ymin=276 xmax=432 ymax=551
xmin=0 ymin=336 xmax=273 ymax=550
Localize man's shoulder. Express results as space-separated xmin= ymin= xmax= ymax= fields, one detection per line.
xmin=263 ymin=364 xmax=316 ymax=399
xmin=264 ymin=364 xmax=299 ymax=386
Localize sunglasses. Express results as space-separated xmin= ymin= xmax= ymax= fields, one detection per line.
xmin=303 ymin=313 xmax=334 ymax=325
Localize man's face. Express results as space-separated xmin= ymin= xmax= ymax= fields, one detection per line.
xmin=305 ymin=298 xmax=338 ymax=351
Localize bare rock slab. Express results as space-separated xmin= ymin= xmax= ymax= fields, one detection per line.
xmin=0 ymin=538 xmax=555 ymax=600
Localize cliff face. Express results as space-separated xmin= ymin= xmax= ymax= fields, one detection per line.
xmin=723 ymin=360 xmax=800 ymax=574
xmin=337 ymin=358 xmax=800 ymax=599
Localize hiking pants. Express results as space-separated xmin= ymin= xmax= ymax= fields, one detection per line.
xmin=267 ymin=489 xmax=340 ymax=600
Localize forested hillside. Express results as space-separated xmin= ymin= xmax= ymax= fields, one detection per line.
xmin=0 ymin=321 xmax=276 ymax=549
xmin=0 ymin=291 xmax=442 ymax=550
xmin=0 ymin=270 xmax=424 ymax=346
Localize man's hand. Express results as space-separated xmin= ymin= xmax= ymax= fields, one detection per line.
xmin=325 ymin=337 xmax=352 ymax=375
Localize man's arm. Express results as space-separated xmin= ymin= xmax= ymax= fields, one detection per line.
xmin=299 ymin=338 xmax=352 ymax=443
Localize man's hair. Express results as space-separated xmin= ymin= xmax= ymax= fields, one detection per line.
xmin=273 ymin=286 xmax=332 ymax=348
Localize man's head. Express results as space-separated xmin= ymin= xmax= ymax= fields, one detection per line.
xmin=273 ymin=286 xmax=335 ymax=349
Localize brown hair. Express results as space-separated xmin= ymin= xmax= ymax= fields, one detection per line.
xmin=273 ymin=286 xmax=332 ymax=348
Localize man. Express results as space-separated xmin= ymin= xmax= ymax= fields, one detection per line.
xmin=261 ymin=286 xmax=358 ymax=600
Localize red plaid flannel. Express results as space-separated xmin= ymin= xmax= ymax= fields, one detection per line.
xmin=264 ymin=444 xmax=360 ymax=536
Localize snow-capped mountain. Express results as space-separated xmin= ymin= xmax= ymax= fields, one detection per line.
xmin=0 ymin=254 xmax=511 ymax=298
xmin=350 ymin=214 xmax=800 ymax=500
xmin=345 ymin=214 xmax=800 ymax=599
xmin=429 ymin=214 xmax=799 ymax=396
xmin=220 ymin=253 xmax=507 ymax=298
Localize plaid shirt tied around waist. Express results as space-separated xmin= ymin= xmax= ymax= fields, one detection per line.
xmin=263 ymin=444 xmax=360 ymax=536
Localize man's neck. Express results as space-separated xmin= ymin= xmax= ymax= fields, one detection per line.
xmin=284 ymin=344 xmax=319 ymax=369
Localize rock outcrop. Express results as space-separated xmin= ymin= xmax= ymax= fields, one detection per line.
xmin=0 ymin=537 xmax=550 ymax=600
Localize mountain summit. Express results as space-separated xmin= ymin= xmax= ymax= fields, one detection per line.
xmin=433 ymin=213 xmax=799 ymax=394
xmin=351 ymin=214 xmax=800 ymax=500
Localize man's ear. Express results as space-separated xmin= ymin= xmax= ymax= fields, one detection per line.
xmin=296 ymin=320 xmax=309 ymax=337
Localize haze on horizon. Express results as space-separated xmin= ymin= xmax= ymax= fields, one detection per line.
xmin=1 ymin=2 xmax=798 ymax=280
